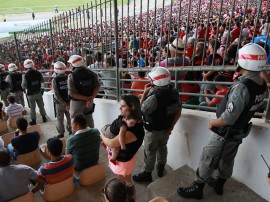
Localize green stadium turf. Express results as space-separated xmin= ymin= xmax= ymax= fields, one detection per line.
xmin=0 ymin=0 xmax=128 ymax=14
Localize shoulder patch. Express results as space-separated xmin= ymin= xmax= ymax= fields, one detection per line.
xmin=231 ymin=92 xmax=239 ymax=101
xmin=227 ymin=102 xmax=234 ymax=113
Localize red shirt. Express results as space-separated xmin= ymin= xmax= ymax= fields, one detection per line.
xmin=211 ymin=88 xmax=228 ymax=105
xmin=131 ymin=77 xmax=150 ymax=97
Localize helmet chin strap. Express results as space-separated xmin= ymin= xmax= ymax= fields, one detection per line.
xmin=236 ymin=65 xmax=242 ymax=72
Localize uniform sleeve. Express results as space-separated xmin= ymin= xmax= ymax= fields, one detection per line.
xmin=67 ymin=74 xmax=78 ymax=96
xmin=91 ymin=71 xmax=100 ymax=88
xmin=21 ymin=74 xmax=27 ymax=89
xmin=141 ymin=94 xmax=158 ymax=115
xmin=220 ymin=83 xmax=250 ymax=125
xmin=52 ymin=78 xmax=66 ymax=106
xmin=5 ymin=75 xmax=11 ymax=84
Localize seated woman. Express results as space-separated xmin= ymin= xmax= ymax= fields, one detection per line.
xmin=101 ymin=94 xmax=145 ymax=183
xmin=7 ymin=117 xmax=40 ymax=160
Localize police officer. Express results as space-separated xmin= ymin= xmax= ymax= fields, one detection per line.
xmin=67 ymin=55 xmax=100 ymax=128
xmin=22 ymin=59 xmax=47 ymax=125
xmin=52 ymin=61 xmax=72 ymax=138
xmin=5 ymin=63 xmax=25 ymax=107
xmin=132 ymin=67 xmax=182 ymax=182
xmin=0 ymin=64 xmax=10 ymax=106
xmin=177 ymin=43 xmax=268 ymax=199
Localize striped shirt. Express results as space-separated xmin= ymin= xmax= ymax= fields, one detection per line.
xmin=5 ymin=103 xmax=24 ymax=118
xmin=39 ymin=154 xmax=74 ymax=184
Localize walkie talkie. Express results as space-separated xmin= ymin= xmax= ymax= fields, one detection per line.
xmin=261 ymin=155 xmax=270 ymax=177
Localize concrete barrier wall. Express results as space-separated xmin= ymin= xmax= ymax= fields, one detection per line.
xmin=42 ymin=97 xmax=270 ymax=200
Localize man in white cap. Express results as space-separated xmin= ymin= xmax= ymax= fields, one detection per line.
xmin=177 ymin=43 xmax=268 ymax=199
xmin=5 ymin=63 xmax=24 ymax=107
xmin=159 ymin=38 xmax=190 ymax=68
xmin=22 ymin=59 xmax=47 ymax=125
xmin=133 ymin=66 xmax=182 ymax=182
xmin=67 ymin=55 xmax=100 ymax=128
xmin=52 ymin=61 xmax=72 ymax=138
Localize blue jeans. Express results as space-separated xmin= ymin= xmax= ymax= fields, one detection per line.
xmin=7 ymin=144 xmax=18 ymax=160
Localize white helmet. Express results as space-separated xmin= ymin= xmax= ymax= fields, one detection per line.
xmin=23 ymin=59 xmax=34 ymax=69
xmin=238 ymin=43 xmax=267 ymax=71
xmin=148 ymin=66 xmax=171 ymax=86
xmin=0 ymin=64 xmax=4 ymax=71
xmin=8 ymin=63 xmax=17 ymax=72
xmin=67 ymin=55 xmax=84 ymax=68
xmin=54 ymin=61 xmax=66 ymax=74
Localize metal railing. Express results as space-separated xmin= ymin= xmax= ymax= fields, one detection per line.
xmin=0 ymin=0 xmax=270 ymax=122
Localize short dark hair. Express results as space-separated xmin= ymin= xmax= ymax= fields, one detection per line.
xmin=47 ymin=137 xmax=63 ymax=157
xmin=214 ymin=74 xmax=226 ymax=82
xmin=16 ymin=117 xmax=28 ymax=131
xmin=137 ymin=71 xmax=146 ymax=78
xmin=104 ymin=178 xmax=135 ymax=202
xmin=7 ymin=95 xmax=15 ymax=104
xmin=73 ymin=113 xmax=87 ymax=128
xmin=0 ymin=150 xmax=11 ymax=166
xmin=95 ymin=51 xmax=103 ymax=62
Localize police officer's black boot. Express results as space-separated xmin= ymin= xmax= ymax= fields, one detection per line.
xmin=207 ymin=177 xmax=227 ymax=195
xmin=29 ymin=119 xmax=36 ymax=125
xmin=42 ymin=115 xmax=47 ymax=123
xmin=156 ymin=164 xmax=165 ymax=177
xmin=132 ymin=171 xmax=152 ymax=182
xmin=177 ymin=181 xmax=205 ymax=199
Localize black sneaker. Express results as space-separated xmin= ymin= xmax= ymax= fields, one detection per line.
xmin=207 ymin=177 xmax=227 ymax=195
xmin=57 ymin=134 xmax=64 ymax=138
xmin=177 ymin=181 xmax=205 ymax=199
xmin=29 ymin=119 xmax=36 ymax=125
xmin=132 ymin=172 xmax=152 ymax=182
xmin=42 ymin=116 xmax=47 ymax=123
xmin=156 ymin=164 xmax=165 ymax=177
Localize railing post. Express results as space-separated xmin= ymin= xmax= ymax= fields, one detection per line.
xmin=13 ymin=32 xmax=22 ymax=72
xmin=113 ymin=0 xmax=120 ymax=101
xmin=49 ymin=19 xmax=55 ymax=63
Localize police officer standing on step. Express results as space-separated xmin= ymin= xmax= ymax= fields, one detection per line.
xmin=52 ymin=61 xmax=72 ymax=138
xmin=67 ymin=55 xmax=100 ymax=128
xmin=0 ymin=64 xmax=10 ymax=106
xmin=133 ymin=66 xmax=182 ymax=182
xmin=177 ymin=43 xmax=268 ymax=199
xmin=22 ymin=59 xmax=47 ymax=125
xmin=6 ymin=63 xmax=25 ymax=107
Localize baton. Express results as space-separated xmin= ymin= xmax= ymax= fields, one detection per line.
xmin=261 ymin=155 xmax=270 ymax=177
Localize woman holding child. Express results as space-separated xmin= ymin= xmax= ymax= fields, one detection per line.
xmin=100 ymin=94 xmax=145 ymax=183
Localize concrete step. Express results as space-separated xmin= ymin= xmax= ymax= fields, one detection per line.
xmin=147 ymin=165 xmax=267 ymax=202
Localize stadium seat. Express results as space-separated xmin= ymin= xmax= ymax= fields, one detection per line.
xmin=9 ymin=192 xmax=35 ymax=202
xmin=0 ymin=120 xmax=8 ymax=133
xmin=40 ymin=177 xmax=74 ymax=201
xmin=2 ymin=131 xmax=15 ymax=147
xmin=16 ymin=148 xmax=41 ymax=167
xmin=9 ymin=116 xmax=21 ymax=129
xmin=27 ymin=124 xmax=43 ymax=136
xmin=78 ymin=163 xmax=106 ymax=186
xmin=148 ymin=197 xmax=169 ymax=202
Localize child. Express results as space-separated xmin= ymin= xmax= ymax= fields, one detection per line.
xmin=101 ymin=111 xmax=139 ymax=163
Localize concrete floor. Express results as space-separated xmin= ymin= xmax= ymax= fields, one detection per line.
xmin=1 ymin=114 xmax=267 ymax=202
xmin=2 ymin=114 xmax=172 ymax=202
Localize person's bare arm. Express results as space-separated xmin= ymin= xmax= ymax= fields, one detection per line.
xmin=101 ymin=130 xmax=137 ymax=148
xmin=30 ymin=176 xmax=46 ymax=193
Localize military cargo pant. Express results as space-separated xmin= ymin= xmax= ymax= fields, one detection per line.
xmin=70 ymin=100 xmax=94 ymax=128
xmin=144 ymin=129 xmax=170 ymax=173
xmin=12 ymin=90 xmax=25 ymax=107
xmin=195 ymin=133 xmax=240 ymax=183
xmin=27 ymin=92 xmax=46 ymax=120
xmin=56 ymin=102 xmax=72 ymax=136
xmin=0 ymin=89 xmax=10 ymax=106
